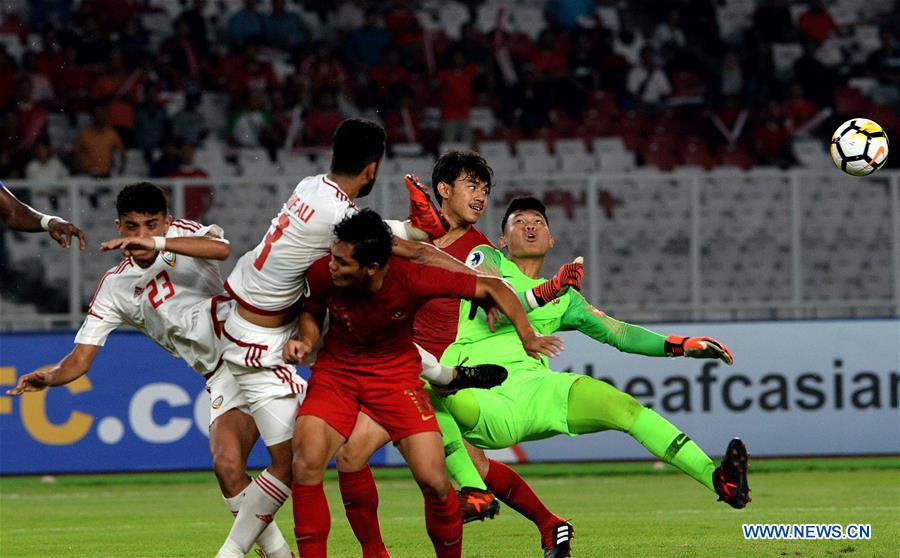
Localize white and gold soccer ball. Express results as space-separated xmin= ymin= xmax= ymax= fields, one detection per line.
xmin=830 ymin=118 xmax=889 ymax=176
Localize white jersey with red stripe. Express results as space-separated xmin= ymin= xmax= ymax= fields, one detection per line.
xmin=74 ymin=219 xmax=231 ymax=375
xmin=224 ymin=174 xmax=358 ymax=314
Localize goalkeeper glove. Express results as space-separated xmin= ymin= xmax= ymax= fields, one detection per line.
xmin=665 ymin=336 xmax=734 ymax=365
xmin=405 ymin=174 xmax=450 ymax=240
xmin=528 ymin=257 xmax=584 ymax=307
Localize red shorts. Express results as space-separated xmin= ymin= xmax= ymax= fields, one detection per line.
xmin=298 ymin=369 xmax=440 ymax=444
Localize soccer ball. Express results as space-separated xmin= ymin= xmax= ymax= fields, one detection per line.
xmin=830 ymin=118 xmax=889 ymax=176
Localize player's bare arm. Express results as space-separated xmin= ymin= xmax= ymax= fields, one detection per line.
xmin=283 ymin=311 xmax=323 ymax=364
xmin=1 ymin=185 xmax=87 ymax=249
xmin=391 ymin=236 xmax=474 ymax=274
xmin=472 ymin=275 xmax=564 ymax=359
xmin=6 ymin=343 xmax=100 ymax=395
xmin=100 ymin=235 xmax=230 ymax=260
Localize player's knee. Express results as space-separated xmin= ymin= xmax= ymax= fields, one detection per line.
xmin=292 ymin=447 xmax=327 ymax=485
xmin=416 ymin=474 xmax=452 ymax=501
xmin=335 ymin=444 xmax=369 ymax=473
xmin=212 ymin=451 xmax=249 ymax=496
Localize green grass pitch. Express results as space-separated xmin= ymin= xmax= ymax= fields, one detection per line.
xmin=1 ymin=457 xmax=897 ymax=557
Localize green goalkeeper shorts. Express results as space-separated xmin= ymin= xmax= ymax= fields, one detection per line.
xmin=451 ymin=366 xmax=583 ymax=450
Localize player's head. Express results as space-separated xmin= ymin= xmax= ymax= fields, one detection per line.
xmin=431 ymin=150 xmax=493 ymax=227
xmin=330 ymin=118 xmax=386 ymax=199
xmin=115 ymin=182 xmax=172 ymax=262
xmin=499 ymin=196 xmax=554 ymax=258
xmin=329 ymin=209 xmax=393 ymax=288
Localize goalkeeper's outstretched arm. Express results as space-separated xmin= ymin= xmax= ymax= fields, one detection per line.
xmin=560 ymin=291 xmax=733 ymax=364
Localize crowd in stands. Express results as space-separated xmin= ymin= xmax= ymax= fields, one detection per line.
xmin=0 ymin=0 xmax=898 ymax=180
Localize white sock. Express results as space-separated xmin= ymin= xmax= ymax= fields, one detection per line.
xmin=417 ymin=344 xmax=454 ymax=385
xmin=224 ymin=490 xmax=291 ymax=556
xmin=216 ymin=470 xmax=291 ymax=557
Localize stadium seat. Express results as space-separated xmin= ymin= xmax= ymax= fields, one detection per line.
xmin=680 ymin=142 xmax=715 ymax=170
xmin=438 ymin=2 xmax=470 ymax=39
xmin=597 ymin=151 xmax=636 ymax=172
xmin=476 ymin=2 xmax=514 ymax=33
xmin=717 ymin=144 xmax=754 ymax=169
xmin=511 ymin=5 xmax=545 ymax=40
xmin=517 ymin=139 xmax=557 ymax=173
xmin=592 ymin=136 xmax=627 ymax=156
xmin=477 ymin=140 xmax=520 ymax=174
xmin=642 ymin=143 xmax=680 ymax=171
xmin=793 ymin=139 xmax=831 ymax=168
xmin=469 ymin=107 xmax=497 ymax=137
xmin=556 ymin=138 xmax=595 ymax=173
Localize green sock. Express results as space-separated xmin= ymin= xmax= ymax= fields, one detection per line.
xmin=629 ymin=408 xmax=716 ymax=492
xmin=431 ymin=393 xmax=487 ymax=490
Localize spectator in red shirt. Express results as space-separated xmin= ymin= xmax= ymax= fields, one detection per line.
xmin=14 ymin=80 xmax=49 ymax=151
xmin=228 ymin=44 xmax=279 ymax=100
xmin=798 ymin=0 xmax=837 ymax=44
xmin=160 ymin=18 xmax=206 ymax=86
xmin=0 ymin=47 xmax=17 ymax=112
xmin=753 ymin=100 xmax=792 ymax=166
xmin=167 ymin=142 xmax=211 ymax=221
xmin=384 ymin=87 xmax=420 ymax=144
xmin=55 ymin=45 xmax=93 ymax=116
xmin=298 ymin=42 xmax=349 ymax=106
xmin=303 ymin=87 xmax=346 ymax=146
xmin=366 ymin=46 xmax=410 ymax=109
xmin=783 ymin=82 xmax=820 ymax=135
xmin=436 ymin=49 xmax=478 ymax=144
xmin=529 ymin=29 xmax=568 ymax=79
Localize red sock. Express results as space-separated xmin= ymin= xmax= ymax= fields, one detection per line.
xmin=338 ymin=467 xmax=388 ymax=558
xmin=423 ymin=491 xmax=462 ymax=558
xmin=293 ymin=483 xmax=331 ymax=558
xmin=485 ymin=459 xmax=561 ymax=533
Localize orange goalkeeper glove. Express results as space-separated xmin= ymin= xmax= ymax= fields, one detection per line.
xmin=530 ymin=257 xmax=584 ymax=307
xmin=665 ymin=336 xmax=734 ymax=365
xmin=405 ymin=174 xmax=450 ymax=240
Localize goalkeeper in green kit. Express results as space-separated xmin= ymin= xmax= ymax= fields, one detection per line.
xmin=436 ymin=196 xmax=751 ymax=558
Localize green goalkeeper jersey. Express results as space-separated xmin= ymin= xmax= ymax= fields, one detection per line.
xmin=440 ymin=245 xmax=668 ymax=370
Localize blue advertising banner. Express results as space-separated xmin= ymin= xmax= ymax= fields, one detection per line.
xmin=0 ymin=332 xmax=387 ymax=475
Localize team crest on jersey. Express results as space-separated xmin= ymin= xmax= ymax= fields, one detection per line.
xmin=466 ymin=250 xmax=484 ymax=269
xmin=212 ymin=395 xmax=224 ymax=409
xmin=133 ymin=286 xmax=144 ymax=297
xmin=161 ymin=251 xmax=176 ymax=267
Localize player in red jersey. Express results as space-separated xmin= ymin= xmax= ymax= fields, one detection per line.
xmin=285 ymin=209 xmax=562 ymax=558
xmin=331 ymin=152 xmax=505 ymax=555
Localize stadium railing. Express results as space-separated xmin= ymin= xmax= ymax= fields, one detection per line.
xmin=1 ymin=169 xmax=898 ymax=331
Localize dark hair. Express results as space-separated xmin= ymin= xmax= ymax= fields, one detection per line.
xmin=431 ymin=150 xmax=494 ymax=201
xmin=330 ymin=118 xmax=386 ymax=176
xmin=501 ymin=196 xmax=549 ymax=234
xmin=116 ymin=182 xmax=168 ymax=216
xmin=333 ymin=208 xmax=393 ymax=268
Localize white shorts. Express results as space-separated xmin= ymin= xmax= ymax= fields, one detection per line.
xmin=220 ymin=310 xmax=307 ymax=412
xmin=205 ymin=365 xmax=251 ymax=426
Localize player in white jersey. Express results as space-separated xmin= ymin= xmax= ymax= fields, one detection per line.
xmin=7 ymin=183 xmax=295 ymax=558
xmin=216 ymin=118 xmax=513 ymax=558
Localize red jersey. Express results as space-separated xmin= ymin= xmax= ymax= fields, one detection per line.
xmin=305 ymin=255 xmax=477 ymax=383
xmin=413 ymin=227 xmax=492 ymax=359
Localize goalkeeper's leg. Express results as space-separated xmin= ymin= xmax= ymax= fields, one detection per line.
xmin=443 ymin=390 xmax=566 ymax=542
xmin=566 ymin=377 xmax=716 ymax=491
xmin=431 ymin=394 xmax=500 ymax=523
